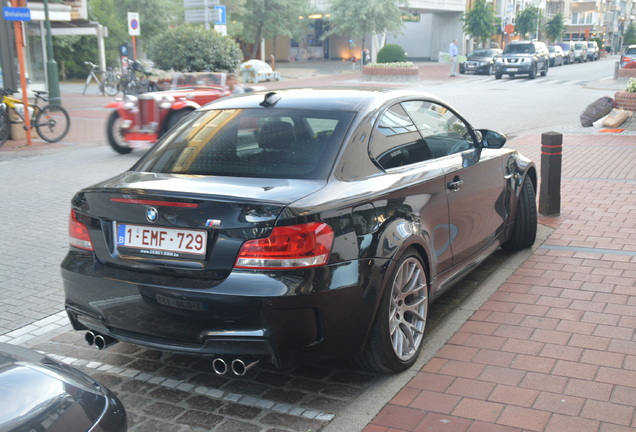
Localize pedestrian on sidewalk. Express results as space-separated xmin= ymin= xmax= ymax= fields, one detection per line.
xmin=449 ymin=39 xmax=459 ymax=77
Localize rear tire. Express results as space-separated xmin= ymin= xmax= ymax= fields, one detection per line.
xmin=106 ymin=110 xmax=132 ymax=154
xmin=34 ymin=104 xmax=70 ymax=143
xmin=353 ymin=248 xmax=429 ymax=373
xmin=0 ymin=109 xmax=10 ymax=146
xmin=502 ymin=179 xmax=537 ymax=251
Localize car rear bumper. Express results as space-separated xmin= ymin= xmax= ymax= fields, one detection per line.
xmin=62 ymin=254 xmax=388 ymax=368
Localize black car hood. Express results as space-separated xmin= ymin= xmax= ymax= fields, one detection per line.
xmin=0 ymin=343 xmax=110 ymax=432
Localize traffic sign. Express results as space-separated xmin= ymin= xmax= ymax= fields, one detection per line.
xmin=2 ymin=7 xmax=31 ymax=21
xmin=214 ymin=5 xmax=226 ymax=25
xmin=128 ymin=12 xmax=140 ymax=36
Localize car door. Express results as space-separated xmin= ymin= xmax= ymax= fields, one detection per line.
xmin=402 ymin=101 xmax=505 ymax=266
xmin=368 ymin=102 xmax=453 ymax=273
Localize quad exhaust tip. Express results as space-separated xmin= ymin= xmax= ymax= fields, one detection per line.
xmin=212 ymin=357 xmax=260 ymax=376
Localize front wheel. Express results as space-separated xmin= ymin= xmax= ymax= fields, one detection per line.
xmin=106 ymin=110 xmax=132 ymax=154
xmin=495 ymin=72 xmax=502 ymax=80
xmin=502 ymin=179 xmax=537 ymax=251
xmin=34 ymin=104 xmax=70 ymax=143
xmin=529 ymin=64 xmax=537 ymax=79
xmin=0 ymin=109 xmax=10 ymax=146
xmin=353 ymin=249 xmax=429 ymax=373
xmin=103 ymin=72 xmax=119 ymax=96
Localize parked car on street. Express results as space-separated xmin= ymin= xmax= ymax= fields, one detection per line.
xmin=494 ymin=40 xmax=550 ymax=79
xmin=459 ymin=48 xmax=502 ymax=75
xmin=555 ymin=41 xmax=575 ymax=64
xmin=106 ymin=72 xmax=257 ymax=154
xmin=619 ymin=44 xmax=636 ymax=67
xmin=573 ymin=42 xmax=588 ymax=62
xmin=587 ymin=41 xmax=600 ymax=61
xmin=62 ymin=88 xmax=538 ymax=374
xmin=548 ymin=45 xmax=565 ymax=66
xmin=0 ymin=342 xmax=127 ymax=432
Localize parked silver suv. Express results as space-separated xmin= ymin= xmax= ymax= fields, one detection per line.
xmin=494 ymin=41 xmax=550 ymax=80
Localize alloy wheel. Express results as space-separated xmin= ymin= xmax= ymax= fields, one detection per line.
xmin=388 ymin=257 xmax=428 ymax=361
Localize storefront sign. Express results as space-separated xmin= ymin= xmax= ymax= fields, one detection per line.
xmin=2 ymin=7 xmax=31 ymax=21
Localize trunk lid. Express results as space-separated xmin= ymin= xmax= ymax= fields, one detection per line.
xmin=74 ymin=172 xmax=326 ymax=278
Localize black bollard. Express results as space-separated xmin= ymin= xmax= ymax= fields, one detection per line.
xmin=539 ymin=132 xmax=562 ymax=216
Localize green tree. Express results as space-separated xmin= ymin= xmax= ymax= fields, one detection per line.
xmin=462 ymin=0 xmax=497 ymax=48
xmin=544 ymin=13 xmax=565 ymax=43
xmin=624 ymin=23 xmax=636 ymax=46
xmin=324 ymin=0 xmax=408 ymax=56
xmin=515 ymin=6 xmax=541 ymax=39
xmin=235 ymin=0 xmax=308 ymax=59
xmin=147 ymin=25 xmax=243 ymax=72
xmin=87 ymin=0 xmax=184 ymax=64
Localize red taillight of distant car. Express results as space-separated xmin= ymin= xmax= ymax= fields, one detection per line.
xmin=68 ymin=209 xmax=94 ymax=251
xmin=235 ymin=222 xmax=334 ymax=269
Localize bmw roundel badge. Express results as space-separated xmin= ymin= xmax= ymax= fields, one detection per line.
xmin=146 ymin=207 xmax=159 ymax=223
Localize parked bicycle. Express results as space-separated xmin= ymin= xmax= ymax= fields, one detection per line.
xmin=120 ymin=60 xmax=160 ymax=95
xmin=0 ymin=88 xmax=70 ymax=146
xmin=83 ymin=61 xmax=120 ymax=96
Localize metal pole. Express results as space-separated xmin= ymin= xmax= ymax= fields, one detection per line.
xmin=43 ymin=0 xmax=61 ymax=105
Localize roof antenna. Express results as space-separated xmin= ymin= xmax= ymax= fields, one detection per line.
xmin=260 ymin=92 xmax=281 ymax=108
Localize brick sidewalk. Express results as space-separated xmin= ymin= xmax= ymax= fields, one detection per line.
xmin=364 ymin=134 xmax=636 ymax=432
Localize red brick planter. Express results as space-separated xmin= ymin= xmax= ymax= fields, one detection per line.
xmin=617 ymin=68 xmax=636 ymax=79
xmin=613 ymin=91 xmax=636 ymax=111
xmin=362 ymin=66 xmax=419 ymax=81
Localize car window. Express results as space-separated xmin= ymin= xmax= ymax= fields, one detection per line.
xmin=402 ymin=101 xmax=474 ymax=158
xmin=575 ymin=43 xmax=586 ymax=49
xmin=625 ymin=48 xmax=636 ymax=55
xmin=370 ymin=103 xmax=432 ymax=170
xmin=134 ymin=108 xmax=355 ymax=179
xmin=504 ymin=44 xmax=534 ymax=54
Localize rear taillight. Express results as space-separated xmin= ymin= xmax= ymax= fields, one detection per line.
xmin=68 ymin=209 xmax=94 ymax=251
xmin=235 ymin=222 xmax=334 ymax=269
xmin=622 ymin=56 xmax=631 ymax=64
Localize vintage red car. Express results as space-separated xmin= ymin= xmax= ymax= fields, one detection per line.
xmin=106 ymin=72 xmax=232 ymax=154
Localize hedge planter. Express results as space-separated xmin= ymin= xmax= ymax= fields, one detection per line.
xmin=617 ymin=68 xmax=636 ymax=79
xmin=614 ymin=91 xmax=636 ymax=111
xmin=362 ymin=66 xmax=419 ymax=82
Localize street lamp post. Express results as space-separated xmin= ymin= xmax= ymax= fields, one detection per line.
xmin=43 ymin=0 xmax=61 ymax=105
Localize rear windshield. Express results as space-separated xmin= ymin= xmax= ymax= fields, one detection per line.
xmin=133 ymin=108 xmax=355 ymax=180
xmin=625 ymin=47 xmax=636 ymax=55
xmin=503 ymin=44 xmax=535 ymax=54
xmin=556 ymin=43 xmax=571 ymax=50
xmin=575 ymin=43 xmax=586 ymax=49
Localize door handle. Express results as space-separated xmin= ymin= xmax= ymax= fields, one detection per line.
xmin=447 ymin=178 xmax=464 ymax=191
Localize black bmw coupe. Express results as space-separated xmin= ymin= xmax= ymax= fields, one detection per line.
xmin=62 ymin=88 xmax=537 ymax=374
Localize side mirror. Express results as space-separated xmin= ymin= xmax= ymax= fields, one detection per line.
xmin=477 ymin=129 xmax=507 ymax=149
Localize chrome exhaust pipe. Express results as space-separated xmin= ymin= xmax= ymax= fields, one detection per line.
xmin=84 ymin=331 xmax=96 ymax=346
xmin=94 ymin=334 xmax=118 ymax=350
xmin=231 ymin=358 xmax=259 ymax=376
xmin=212 ymin=357 xmax=228 ymax=375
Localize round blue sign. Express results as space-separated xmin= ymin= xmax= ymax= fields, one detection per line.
xmin=130 ymin=19 xmax=139 ymax=29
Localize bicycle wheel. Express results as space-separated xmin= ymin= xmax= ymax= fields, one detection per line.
xmin=34 ymin=104 xmax=70 ymax=143
xmin=103 ymin=71 xmax=119 ymax=96
xmin=0 ymin=109 xmax=10 ymax=146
